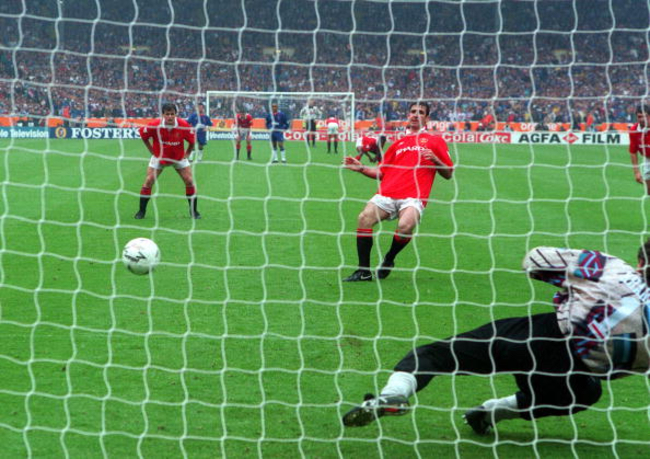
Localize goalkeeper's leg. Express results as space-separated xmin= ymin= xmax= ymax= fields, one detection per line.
xmin=344 ymin=313 xmax=590 ymax=430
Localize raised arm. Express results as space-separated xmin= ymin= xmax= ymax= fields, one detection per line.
xmin=343 ymin=156 xmax=382 ymax=180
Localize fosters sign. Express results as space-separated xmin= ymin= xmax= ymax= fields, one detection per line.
xmin=52 ymin=127 xmax=141 ymax=139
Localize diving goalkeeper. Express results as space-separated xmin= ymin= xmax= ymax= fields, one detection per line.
xmin=343 ymin=243 xmax=650 ymax=434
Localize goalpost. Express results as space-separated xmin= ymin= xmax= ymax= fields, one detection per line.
xmin=1 ymin=0 xmax=650 ymax=457
xmin=205 ymin=91 xmax=356 ymax=140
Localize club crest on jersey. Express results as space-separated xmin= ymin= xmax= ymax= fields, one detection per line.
xmin=419 ymin=137 xmax=429 ymax=145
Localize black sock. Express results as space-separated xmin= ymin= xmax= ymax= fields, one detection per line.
xmin=327 ymin=141 xmax=330 ymax=152
xmin=187 ymin=196 xmax=198 ymax=214
xmin=335 ymin=141 xmax=338 ymax=153
xmin=356 ymin=228 xmax=373 ymax=269
xmin=139 ymin=196 xmax=150 ymax=213
xmin=385 ymin=234 xmax=412 ymax=263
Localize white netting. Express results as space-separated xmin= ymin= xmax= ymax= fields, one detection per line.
xmin=1 ymin=0 xmax=650 ymax=457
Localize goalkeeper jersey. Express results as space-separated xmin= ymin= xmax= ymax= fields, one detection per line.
xmin=523 ymin=246 xmax=650 ymax=376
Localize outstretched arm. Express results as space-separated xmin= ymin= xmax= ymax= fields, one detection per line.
xmin=344 ymin=156 xmax=382 ymax=179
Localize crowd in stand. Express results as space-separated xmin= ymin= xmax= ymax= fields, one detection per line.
xmin=0 ymin=0 xmax=648 ymax=128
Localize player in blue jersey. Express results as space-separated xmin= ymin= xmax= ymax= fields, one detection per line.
xmin=186 ymin=103 xmax=213 ymax=162
xmin=265 ymin=103 xmax=289 ymax=163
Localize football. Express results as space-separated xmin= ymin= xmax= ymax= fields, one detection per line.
xmin=122 ymin=238 xmax=160 ymax=275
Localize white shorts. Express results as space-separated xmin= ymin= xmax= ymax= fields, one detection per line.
xmin=370 ymin=195 xmax=425 ymax=220
xmin=237 ymin=128 xmax=251 ymax=140
xmin=148 ymin=156 xmax=190 ymax=170
xmin=327 ymin=123 xmax=339 ymax=135
xmin=643 ymin=157 xmax=650 ymax=180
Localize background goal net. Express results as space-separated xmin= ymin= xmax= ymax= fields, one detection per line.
xmin=0 ymin=0 xmax=649 ymax=457
xmin=206 ymin=91 xmax=355 ymax=140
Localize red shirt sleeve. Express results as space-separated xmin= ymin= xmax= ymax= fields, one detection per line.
xmin=431 ymin=136 xmax=454 ymax=169
xmin=177 ymin=120 xmax=195 ymax=144
xmin=139 ymin=125 xmax=152 ymax=141
xmin=185 ymin=126 xmax=195 ymax=144
xmin=629 ymin=124 xmax=640 ymax=154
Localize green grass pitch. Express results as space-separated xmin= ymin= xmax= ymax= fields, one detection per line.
xmin=1 ymin=138 xmax=649 ymax=457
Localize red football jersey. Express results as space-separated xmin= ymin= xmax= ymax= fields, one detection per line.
xmin=139 ymin=118 xmax=194 ymax=164
xmin=629 ymin=123 xmax=650 ymax=158
xmin=237 ymin=113 xmax=253 ymax=128
xmin=378 ymin=131 xmax=453 ymax=203
xmin=326 ymin=117 xmax=339 ymax=125
xmin=356 ymin=135 xmax=381 ymax=154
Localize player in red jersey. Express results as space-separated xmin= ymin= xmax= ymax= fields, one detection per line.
xmin=629 ymin=104 xmax=650 ymax=194
xmin=355 ymin=134 xmax=387 ymax=164
xmin=326 ymin=115 xmax=340 ymax=153
xmin=236 ymin=111 xmax=254 ymax=160
xmin=135 ymin=103 xmax=201 ymax=219
xmin=342 ymin=102 xmax=454 ymax=281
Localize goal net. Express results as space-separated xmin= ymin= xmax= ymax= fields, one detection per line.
xmin=206 ymin=91 xmax=355 ymax=140
xmin=1 ymin=0 xmax=649 ymax=457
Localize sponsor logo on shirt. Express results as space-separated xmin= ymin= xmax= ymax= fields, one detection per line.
xmin=395 ymin=145 xmax=428 ymax=156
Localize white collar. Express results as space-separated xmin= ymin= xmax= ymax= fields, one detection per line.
xmin=405 ymin=127 xmax=427 ymax=136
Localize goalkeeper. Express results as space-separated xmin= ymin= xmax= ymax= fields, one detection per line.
xmin=343 ymin=243 xmax=650 ymax=434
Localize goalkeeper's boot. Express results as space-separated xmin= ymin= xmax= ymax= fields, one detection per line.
xmin=376 ymin=259 xmax=395 ymax=280
xmin=343 ymin=269 xmax=372 ymax=282
xmin=343 ymin=393 xmax=409 ymax=427
xmin=134 ymin=211 xmax=146 ymax=220
xmin=463 ymin=406 xmax=493 ymax=435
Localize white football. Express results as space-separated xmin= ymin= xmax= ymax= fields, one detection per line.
xmin=122 ymin=238 xmax=160 ymax=275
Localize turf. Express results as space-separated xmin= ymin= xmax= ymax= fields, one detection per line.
xmin=1 ymin=138 xmax=649 ymax=457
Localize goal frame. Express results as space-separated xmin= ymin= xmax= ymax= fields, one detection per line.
xmin=205 ymin=91 xmax=356 ymax=140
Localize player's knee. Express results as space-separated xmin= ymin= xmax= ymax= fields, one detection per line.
xmin=573 ymin=377 xmax=602 ymax=410
xmin=394 ymin=350 xmax=417 ymax=373
xmin=394 ymin=346 xmax=439 ymax=390
xmin=396 ymin=222 xmax=415 ymax=235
